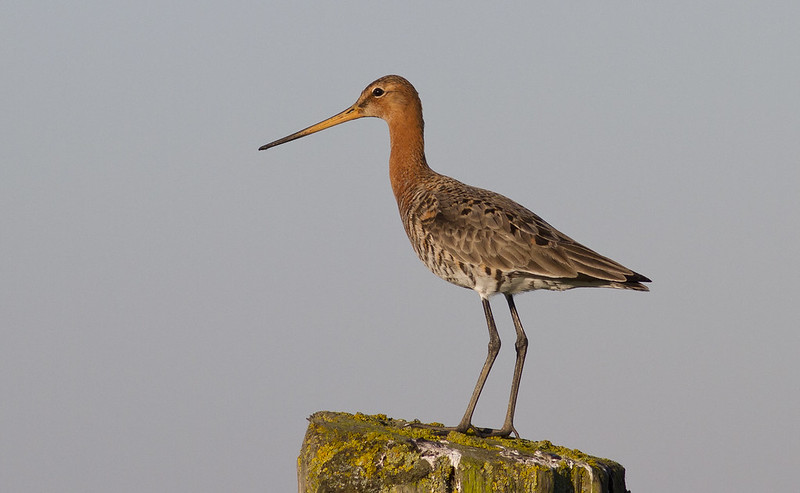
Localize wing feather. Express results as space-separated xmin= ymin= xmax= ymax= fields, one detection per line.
xmin=412 ymin=176 xmax=648 ymax=288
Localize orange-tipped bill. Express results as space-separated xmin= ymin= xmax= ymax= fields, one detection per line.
xmin=259 ymin=105 xmax=364 ymax=151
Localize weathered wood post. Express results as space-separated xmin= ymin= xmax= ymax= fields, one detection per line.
xmin=297 ymin=412 xmax=628 ymax=493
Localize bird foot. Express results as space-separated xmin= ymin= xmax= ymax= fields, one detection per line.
xmin=476 ymin=425 xmax=520 ymax=439
xmin=407 ymin=422 xmax=519 ymax=439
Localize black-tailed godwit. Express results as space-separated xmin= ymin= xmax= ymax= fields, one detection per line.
xmin=259 ymin=75 xmax=650 ymax=437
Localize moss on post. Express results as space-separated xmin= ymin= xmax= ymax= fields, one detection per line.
xmin=298 ymin=411 xmax=628 ymax=493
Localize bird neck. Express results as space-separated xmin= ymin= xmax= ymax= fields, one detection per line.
xmin=387 ymin=113 xmax=432 ymax=212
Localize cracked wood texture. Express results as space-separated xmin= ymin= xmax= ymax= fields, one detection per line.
xmin=297 ymin=412 xmax=629 ymax=493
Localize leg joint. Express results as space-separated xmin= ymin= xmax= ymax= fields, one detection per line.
xmin=515 ymin=334 xmax=528 ymax=353
xmin=488 ymin=336 xmax=501 ymax=353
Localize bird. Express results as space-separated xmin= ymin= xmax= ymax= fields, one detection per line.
xmin=259 ymin=75 xmax=650 ymax=438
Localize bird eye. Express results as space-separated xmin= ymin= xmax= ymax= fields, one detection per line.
xmin=372 ymin=87 xmax=385 ymax=97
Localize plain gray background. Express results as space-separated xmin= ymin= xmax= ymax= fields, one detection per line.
xmin=3 ymin=2 xmax=798 ymax=492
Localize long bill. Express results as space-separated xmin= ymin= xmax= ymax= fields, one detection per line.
xmin=258 ymin=105 xmax=365 ymax=151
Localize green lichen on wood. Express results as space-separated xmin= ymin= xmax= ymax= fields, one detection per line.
xmin=298 ymin=411 xmax=628 ymax=493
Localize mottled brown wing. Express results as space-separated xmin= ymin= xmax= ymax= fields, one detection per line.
xmin=418 ymin=177 xmax=649 ymax=287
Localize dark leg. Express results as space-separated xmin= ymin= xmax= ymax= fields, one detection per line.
xmin=454 ymin=297 xmax=501 ymax=432
xmin=407 ymin=296 xmax=511 ymax=437
xmin=486 ymin=294 xmax=528 ymax=438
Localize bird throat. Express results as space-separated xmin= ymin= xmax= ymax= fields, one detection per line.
xmin=387 ymin=113 xmax=432 ymax=215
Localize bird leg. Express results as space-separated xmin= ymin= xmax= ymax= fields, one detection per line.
xmin=468 ymin=295 xmax=527 ymax=438
xmin=484 ymin=294 xmax=528 ymax=438
xmin=411 ymin=296 xmax=528 ymax=439
xmin=453 ymin=297 xmax=501 ymax=433
xmin=409 ymin=297 xmax=500 ymax=437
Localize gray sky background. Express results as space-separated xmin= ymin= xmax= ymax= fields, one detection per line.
xmin=3 ymin=2 xmax=798 ymax=492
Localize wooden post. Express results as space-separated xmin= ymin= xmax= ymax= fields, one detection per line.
xmin=298 ymin=411 xmax=628 ymax=493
